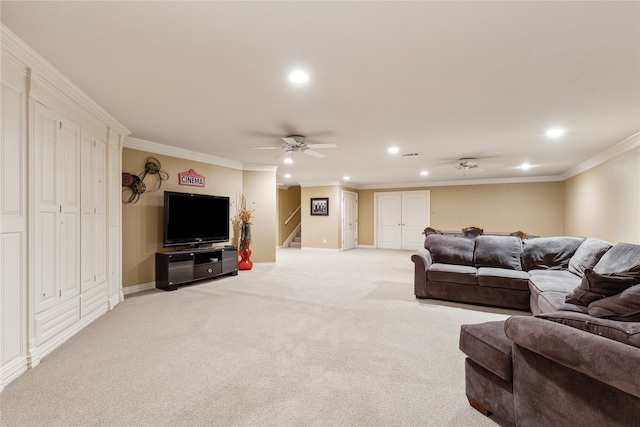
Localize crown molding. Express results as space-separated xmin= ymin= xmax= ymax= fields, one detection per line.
xmin=299 ymin=181 xmax=343 ymax=188
xmin=242 ymin=163 xmax=278 ymax=172
xmin=125 ymin=137 xmax=244 ymax=170
xmin=356 ymin=175 xmax=564 ymax=190
xmin=1 ymin=24 xmax=130 ymax=137
xmin=562 ymin=132 xmax=640 ymax=180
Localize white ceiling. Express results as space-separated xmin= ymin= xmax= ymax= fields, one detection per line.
xmin=2 ymin=1 xmax=639 ymax=187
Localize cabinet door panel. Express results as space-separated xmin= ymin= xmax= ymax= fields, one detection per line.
xmin=35 ymin=212 xmax=57 ymax=312
xmin=33 ymin=105 xmax=57 ymax=207
xmin=60 ymin=211 xmax=80 ymax=300
xmin=59 ymin=120 xmax=81 ymax=299
xmin=93 ymin=139 xmax=107 ymax=285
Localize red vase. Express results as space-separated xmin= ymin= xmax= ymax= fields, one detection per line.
xmin=238 ymin=243 xmax=253 ymax=270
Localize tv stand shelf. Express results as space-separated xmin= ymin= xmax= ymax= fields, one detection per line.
xmin=155 ymin=246 xmax=238 ymax=291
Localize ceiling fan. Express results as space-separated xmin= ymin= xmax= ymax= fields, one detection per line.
xmin=455 ymin=158 xmax=480 ymax=170
xmin=254 ymin=135 xmax=337 ymax=160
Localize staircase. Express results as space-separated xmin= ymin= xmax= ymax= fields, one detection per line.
xmin=289 ymin=229 xmax=302 ymax=248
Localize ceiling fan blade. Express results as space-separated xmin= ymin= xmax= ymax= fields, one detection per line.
xmin=275 ymin=150 xmax=290 ymax=160
xmin=304 ymin=149 xmax=326 ymax=158
xmin=307 ymin=143 xmax=337 ymax=149
xmin=282 ymin=137 xmax=298 ymax=145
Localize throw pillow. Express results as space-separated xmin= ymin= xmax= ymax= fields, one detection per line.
xmin=521 ymin=236 xmax=585 ymax=271
xmin=473 ymin=235 xmax=523 ymax=271
xmin=565 ymin=268 xmax=640 ymax=306
xmin=593 ymin=243 xmax=640 ymax=275
xmin=588 ymin=284 xmax=640 ymax=321
xmin=568 ymin=238 xmax=611 ymax=277
xmin=424 ymin=234 xmax=475 ymax=266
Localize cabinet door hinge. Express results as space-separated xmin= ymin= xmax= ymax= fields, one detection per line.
xmin=59 ymin=289 xmax=62 ymax=297
xmin=59 ymin=122 xmax=62 ymax=129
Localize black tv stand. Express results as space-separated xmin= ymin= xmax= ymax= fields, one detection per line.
xmin=155 ymin=246 xmax=238 ymax=291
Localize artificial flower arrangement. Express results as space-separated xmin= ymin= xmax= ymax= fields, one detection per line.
xmin=232 ymin=194 xmax=254 ymax=250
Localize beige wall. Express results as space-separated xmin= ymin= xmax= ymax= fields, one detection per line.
xmin=277 ymin=186 xmax=301 ymax=245
xmin=564 ymin=146 xmax=640 ymax=244
xmin=241 ymin=169 xmax=277 ymax=263
xmin=122 ymin=148 xmax=276 ymax=288
xmin=357 ymin=182 xmax=565 ymax=245
xmin=300 ymin=186 xmax=342 ymax=249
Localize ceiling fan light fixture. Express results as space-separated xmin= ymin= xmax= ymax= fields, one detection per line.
xmin=284 ymin=152 xmax=294 ymax=164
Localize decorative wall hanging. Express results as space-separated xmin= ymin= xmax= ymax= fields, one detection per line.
xmin=178 ymin=169 xmax=206 ymax=187
xmin=122 ymin=157 xmax=169 ymax=204
xmin=310 ymin=198 xmax=329 ymax=216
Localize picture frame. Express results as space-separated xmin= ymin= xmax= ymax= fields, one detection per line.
xmin=310 ymin=197 xmax=329 ymax=216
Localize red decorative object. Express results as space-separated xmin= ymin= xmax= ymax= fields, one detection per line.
xmin=238 ymin=243 xmax=253 ymax=270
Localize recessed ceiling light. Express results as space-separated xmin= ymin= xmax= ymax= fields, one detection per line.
xmin=546 ymin=127 xmax=565 ymax=138
xmin=387 ymin=147 xmax=399 ymax=154
xmin=283 ymin=157 xmax=293 ymax=164
xmin=520 ymin=163 xmax=531 ymax=170
xmin=420 ymin=170 xmax=429 ymax=176
xmin=284 ymin=174 xmax=292 ymax=178
xmin=343 ymin=176 xmax=350 ymax=181
xmin=289 ymin=70 xmax=309 ymax=84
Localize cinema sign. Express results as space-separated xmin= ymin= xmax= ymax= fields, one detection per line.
xmin=178 ymin=169 xmax=205 ymax=187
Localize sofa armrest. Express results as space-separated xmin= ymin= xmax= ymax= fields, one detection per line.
xmin=504 ymin=315 xmax=640 ymax=398
xmin=411 ymin=248 xmax=433 ymax=298
xmin=411 ymin=248 xmax=433 ymax=271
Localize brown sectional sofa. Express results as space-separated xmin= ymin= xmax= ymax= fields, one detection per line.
xmin=411 ymin=234 xmax=603 ymax=311
xmin=411 ymin=235 xmax=640 ymax=426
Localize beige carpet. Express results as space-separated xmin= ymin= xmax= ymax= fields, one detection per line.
xmin=0 ymin=248 xmax=522 ymax=426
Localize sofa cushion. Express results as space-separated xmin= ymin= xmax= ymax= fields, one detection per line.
xmin=521 ymin=236 xmax=585 ymax=271
xmin=593 ymin=243 xmax=640 ymax=275
xmin=568 ymin=237 xmax=611 ymax=277
xmin=588 ymin=284 xmax=640 ymax=321
xmin=565 ymin=269 xmax=640 ymax=306
xmin=424 ymin=234 xmax=475 ymax=266
xmin=537 ymin=311 xmax=640 ymax=349
xmin=477 ymin=267 xmax=530 ymax=290
xmin=528 ymin=270 xmax=581 ymax=294
xmin=537 ymin=291 xmax=589 ymax=314
xmin=474 ymin=235 xmax=523 ymax=271
xmin=459 ymin=320 xmax=512 ymax=381
xmin=427 ymin=263 xmax=478 ymax=285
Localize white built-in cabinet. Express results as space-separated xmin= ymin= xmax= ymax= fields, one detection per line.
xmin=0 ymin=25 xmax=129 ymax=391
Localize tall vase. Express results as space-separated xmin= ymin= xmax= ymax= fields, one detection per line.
xmin=238 ymin=242 xmax=253 ymax=270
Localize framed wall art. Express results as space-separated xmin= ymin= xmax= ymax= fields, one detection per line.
xmin=310 ymin=198 xmax=329 ymax=216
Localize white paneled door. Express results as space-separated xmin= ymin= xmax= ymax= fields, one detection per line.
xmin=342 ymin=190 xmax=358 ymax=250
xmin=376 ymin=191 xmax=430 ymax=250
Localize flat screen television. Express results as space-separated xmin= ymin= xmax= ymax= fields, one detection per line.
xmin=163 ymin=191 xmax=230 ymax=247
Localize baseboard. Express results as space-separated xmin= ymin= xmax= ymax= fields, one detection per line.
xmin=0 ymin=356 xmax=28 ymax=392
xmin=357 ymin=245 xmax=376 ymax=249
xmin=123 ymin=282 xmax=156 ymax=296
xmin=301 ymin=247 xmax=341 ymax=252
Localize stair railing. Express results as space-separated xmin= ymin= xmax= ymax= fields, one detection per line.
xmin=284 ymin=204 xmax=301 ymax=225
